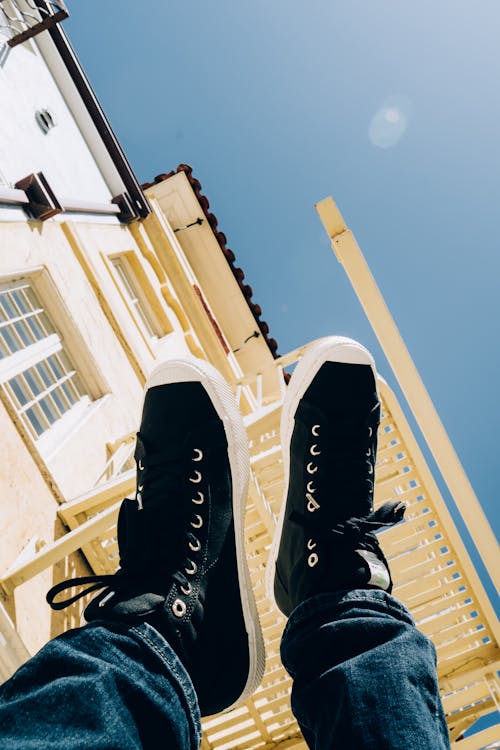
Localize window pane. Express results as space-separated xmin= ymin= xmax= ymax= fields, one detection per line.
xmin=47 ymin=354 xmax=64 ymax=379
xmin=8 ymin=377 xmax=30 ymax=407
xmin=1 ymin=326 xmax=21 ymax=355
xmin=35 ymin=361 xmax=54 ymax=388
xmin=37 ymin=311 xmax=54 ymax=336
xmin=24 ymin=369 xmax=42 ymax=397
xmin=24 ymin=287 xmax=39 ymax=312
xmin=25 ymin=405 xmax=46 ymax=436
xmin=39 ymin=396 xmax=58 ymax=425
xmin=113 ymin=258 xmax=157 ymax=339
xmin=0 ymin=294 xmax=17 ymax=319
xmin=61 ymin=379 xmax=78 ymax=405
xmin=26 ymin=315 xmax=44 ymax=340
xmin=0 ymin=281 xmax=89 ymax=439
xmin=13 ymin=320 xmax=33 ymax=347
xmin=51 ymin=387 xmax=66 ymax=413
xmin=11 ymin=289 xmax=29 ymax=315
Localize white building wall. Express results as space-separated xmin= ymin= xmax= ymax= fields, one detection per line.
xmin=0 ymin=30 xmax=113 ymax=205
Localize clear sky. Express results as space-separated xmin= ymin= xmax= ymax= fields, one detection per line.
xmin=65 ymin=1 xmax=499 ymax=609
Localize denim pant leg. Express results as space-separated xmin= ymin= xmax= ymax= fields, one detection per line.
xmin=281 ymin=589 xmax=451 ymax=750
xmin=0 ymin=621 xmax=201 ymax=750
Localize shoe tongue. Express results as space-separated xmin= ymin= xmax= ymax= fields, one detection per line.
xmin=108 ymin=591 xmax=166 ymax=618
xmin=134 ymin=432 xmax=187 ymax=465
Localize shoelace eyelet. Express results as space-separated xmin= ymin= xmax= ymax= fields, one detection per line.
xmin=310 ymin=444 xmax=321 ymax=456
xmin=311 ymin=424 xmax=320 ymax=436
xmin=307 ymin=462 xmax=318 ymax=475
xmin=172 ymin=598 xmax=186 ymax=617
xmin=306 ymin=480 xmax=316 ymax=493
xmin=189 ymin=470 xmax=202 ymax=484
xmin=191 ymin=514 xmax=203 ymax=529
xmin=180 ymin=582 xmax=192 ymax=596
xmin=192 ymin=491 xmax=204 ymax=505
xmin=185 ymin=560 xmax=197 ymax=576
xmin=192 ymin=448 xmax=203 ymax=462
xmin=308 ymin=552 xmax=319 ymax=567
xmin=306 ymin=495 xmax=320 ymax=512
xmin=189 ymin=537 xmax=201 ymax=552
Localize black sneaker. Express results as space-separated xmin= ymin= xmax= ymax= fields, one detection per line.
xmin=47 ymin=356 xmax=265 ymax=716
xmin=267 ymin=337 xmax=406 ymax=617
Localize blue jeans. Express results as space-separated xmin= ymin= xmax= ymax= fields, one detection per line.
xmin=0 ymin=590 xmax=450 ymax=749
xmin=281 ymin=590 xmax=450 ymax=749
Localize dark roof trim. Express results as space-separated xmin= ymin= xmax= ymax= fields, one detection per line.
xmin=143 ymin=164 xmax=279 ymax=357
xmin=35 ymin=0 xmax=150 ymax=220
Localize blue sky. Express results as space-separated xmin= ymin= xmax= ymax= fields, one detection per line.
xmin=65 ymin=2 xmax=499 ymax=608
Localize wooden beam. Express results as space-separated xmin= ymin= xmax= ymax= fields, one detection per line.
xmin=316 ymin=197 xmax=500 ymax=600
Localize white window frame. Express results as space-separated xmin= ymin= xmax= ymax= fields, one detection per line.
xmin=110 ymin=255 xmax=161 ymax=344
xmin=0 ymin=271 xmax=106 ymax=459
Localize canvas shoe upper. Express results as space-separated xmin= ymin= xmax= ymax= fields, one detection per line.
xmin=267 ymin=337 xmax=406 ymax=618
xmin=47 ymin=357 xmax=265 ymax=717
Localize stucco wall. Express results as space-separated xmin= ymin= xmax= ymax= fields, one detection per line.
xmin=0 ymin=30 xmax=112 ymax=202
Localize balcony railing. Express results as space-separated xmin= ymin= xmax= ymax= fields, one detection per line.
xmin=0 ymin=0 xmax=68 ymax=48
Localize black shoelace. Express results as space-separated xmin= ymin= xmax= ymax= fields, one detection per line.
xmin=46 ymin=450 xmax=203 ymax=612
xmin=289 ymin=499 xmax=407 ymax=549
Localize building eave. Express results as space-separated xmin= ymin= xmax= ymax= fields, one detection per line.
xmin=34 ymin=0 xmax=150 ymax=220
xmin=143 ymin=164 xmax=279 ymax=358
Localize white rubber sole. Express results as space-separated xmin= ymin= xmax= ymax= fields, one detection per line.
xmin=265 ymin=336 xmax=379 ymax=610
xmin=146 ymin=356 xmax=265 ymax=711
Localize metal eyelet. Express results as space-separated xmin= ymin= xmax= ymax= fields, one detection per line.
xmin=366 ymin=448 xmax=371 ymax=457
xmin=138 ymin=483 xmax=144 ymax=491
xmin=306 ymin=480 xmax=316 ymax=493
xmin=367 ymin=463 xmax=373 ymax=475
xmin=310 ymin=444 xmax=321 ymax=456
xmin=192 ymin=491 xmax=204 ymax=505
xmin=191 ymin=514 xmax=203 ymax=529
xmin=308 ymin=552 xmax=319 ymax=567
xmin=306 ymin=495 xmax=320 ymax=512
xmin=189 ymin=470 xmax=202 ymax=484
xmin=192 ymin=449 xmax=203 ymax=462
xmin=368 ymin=427 xmax=373 ymax=438
xmin=306 ymin=462 xmax=318 ymax=475
xmin=138 ymin=459 xmax=144 ymax=470
xmin=180 ymin=582 xmax=192 ymax=596
xmin=136 ymin=492 xmax=143 ymax=511
xmin=172 ymin=598 xmax=186 ymax=617
xmin=185 ymin=560 xmax=197 ymax=575
xmin=311 ymin=424 xmax=320 ymax=436
xmin=307 ymin=538 xmax=316 ymax=550
xmin=189 ymin=537 xmax=201 ymax=552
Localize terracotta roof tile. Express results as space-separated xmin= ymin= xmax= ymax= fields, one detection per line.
xmin=142 ymin=164 xmax=279 ymax=357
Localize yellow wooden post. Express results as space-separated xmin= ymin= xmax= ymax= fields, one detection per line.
xmin=316 ymin=197 xmax=500 ymax=595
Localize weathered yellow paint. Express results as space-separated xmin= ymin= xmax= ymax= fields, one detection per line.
xmin=316 ymin=197 xmax=500 ymax=596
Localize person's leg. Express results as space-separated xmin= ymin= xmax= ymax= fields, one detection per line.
xmin=268 ymin=336 xmax=451 ymax=749
xmin=1 ymin=355 xmax=265 ymax=746
xmin=281 ymin=590 xmax=450 ymax=750
xmin=0 ymin=621 xmax=200 ymax=750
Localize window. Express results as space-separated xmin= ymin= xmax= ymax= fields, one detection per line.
xmin=111 ymin=257 xmax=158 ymax=342
xmin=0 ymin=280 xmax=88 ymax=440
